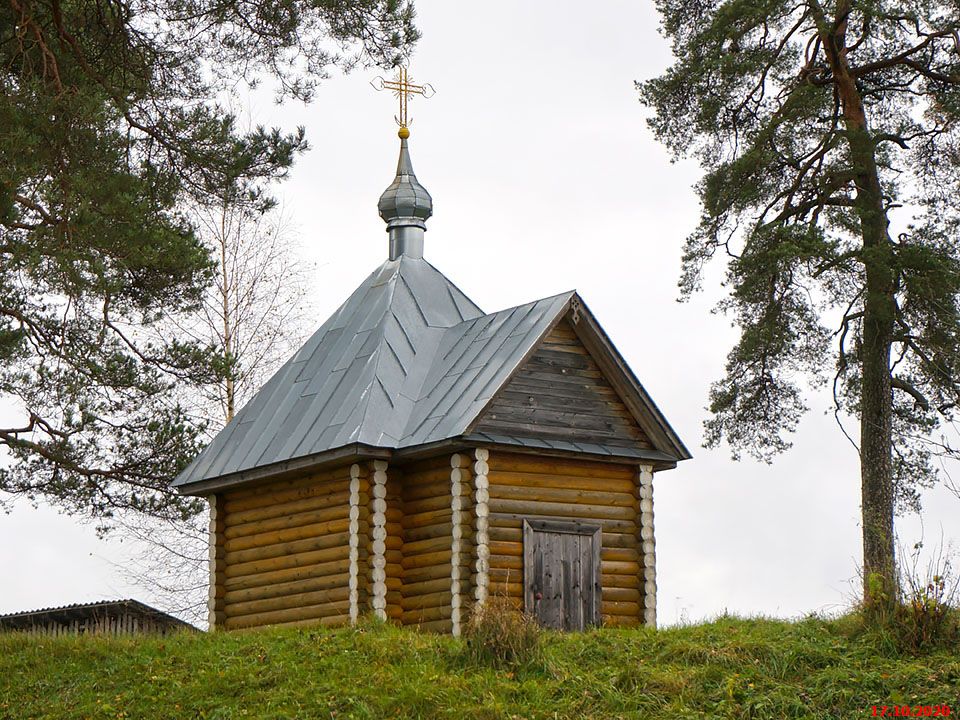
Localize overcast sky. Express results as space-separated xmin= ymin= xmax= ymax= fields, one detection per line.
xmin=2 ymin=0 xmax=957 ymax=625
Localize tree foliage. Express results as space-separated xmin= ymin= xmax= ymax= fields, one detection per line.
xmin=640 ymin=0 xmax=960 ymax=600
xmin=0 ymin=0 xmax=416 ymax=523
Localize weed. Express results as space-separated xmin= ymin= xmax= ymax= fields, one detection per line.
xmin=462 ymin=595 xmax=542 ymax=669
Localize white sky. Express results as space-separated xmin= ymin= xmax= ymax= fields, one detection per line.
xmin=1 ymin=0 xmax=957 ymax=625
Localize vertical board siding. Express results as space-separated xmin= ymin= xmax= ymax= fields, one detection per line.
xmin=487 ymin=452 xmax=643 ymax=627
xmin=400 ymin=455 xmax=455 ymax=631
xmin=219 ymin=465 xmax=353 ymax=629
xmin=10 ymin=613 xmax=171 ymax=636
xmin=472 ymin=320 xmax=653 ymax=450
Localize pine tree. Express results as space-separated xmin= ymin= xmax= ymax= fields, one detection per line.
xmin=640 ymin=0 xmax=960 ymax=610
xmin=0 ymin=0 xmax=416 ymax=524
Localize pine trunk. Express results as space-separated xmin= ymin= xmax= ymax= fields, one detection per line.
xmin=852 ymin=126 xmax=897 ymax=609
xmin=820 ymin=4 xmax=898 ymax=610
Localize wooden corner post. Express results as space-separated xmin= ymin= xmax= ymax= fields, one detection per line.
xmin=472 ymin=448 xmax=490 ymax=609
xmin=207 ymin=493 xmax=226 ymax=629
xmin=369 ymin=460 xmax=390 ymax=620
xmin=638 ymin=464 xmax=657 ymax=627
xmin=349 ymin=463 xmax=371 ymax=624
xmin=450 ymin=452 xmax=473 ymax=636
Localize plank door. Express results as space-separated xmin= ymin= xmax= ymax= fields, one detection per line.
xmin=523 ymin=519 xmax=601 ymax=631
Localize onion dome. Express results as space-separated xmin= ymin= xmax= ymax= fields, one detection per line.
xmin=378 ymin=129 xmax=433 ymax=259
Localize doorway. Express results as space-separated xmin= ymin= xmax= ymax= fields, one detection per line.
xmin=523 ymin=519 xmax=601 ymax=631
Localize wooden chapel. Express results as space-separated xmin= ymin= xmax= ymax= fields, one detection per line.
xmin=174 ymin=119 xmax=691 ymax=635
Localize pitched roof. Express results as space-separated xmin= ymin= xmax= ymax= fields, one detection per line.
xmin=174 ymin=256 xmax=688 ymax=494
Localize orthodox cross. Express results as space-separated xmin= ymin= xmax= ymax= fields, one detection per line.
xmin=371 ymin=66 xmax=435 ymax=132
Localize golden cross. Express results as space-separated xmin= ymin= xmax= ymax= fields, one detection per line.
xmin=371 ymin=66 xmax=435 ymax=131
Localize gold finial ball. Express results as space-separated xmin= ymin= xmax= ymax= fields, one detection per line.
xmin=398 ymin=126 xmax=410 ymax=139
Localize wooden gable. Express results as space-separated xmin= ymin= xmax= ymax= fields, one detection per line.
xmin=471 ymin=318 xmax=653 ymax=451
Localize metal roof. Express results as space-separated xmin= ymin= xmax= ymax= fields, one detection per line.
xmin=174 ymin=255 xmax=689 ymax=494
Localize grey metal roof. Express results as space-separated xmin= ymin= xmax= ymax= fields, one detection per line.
xmin=174 ymin=255 xmax=689 ymax=493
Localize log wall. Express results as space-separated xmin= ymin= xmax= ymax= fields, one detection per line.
xmin=485 ymin=451 xmax=644 ymax=627
xmin=219 ymin=464 xmax=354 ymax=630
xmin=399 ymin=455 xmax=458 ymax=632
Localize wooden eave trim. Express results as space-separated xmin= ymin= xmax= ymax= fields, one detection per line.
xmin=570 ymin=299 xmax=692 ymax=461
xmin=461 ymin=437 xmax=679 ymax=471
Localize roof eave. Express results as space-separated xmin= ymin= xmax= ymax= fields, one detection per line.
xmin=174 ymin=443 xmax=392 ymax=497
xmin=569 ymin=293 xmax=693 ymax=461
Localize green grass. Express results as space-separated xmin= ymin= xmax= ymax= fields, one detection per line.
xmin=1 ymin=615 xmax=958 ymax=719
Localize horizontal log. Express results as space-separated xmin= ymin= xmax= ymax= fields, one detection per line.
xmin=602 ymin=600 xmax=641 ymax=617
xmin=486 ymin=470 xmax=636 ymax=495
xmin=487 ymin=454 xmax=636 ymax=479
xmin=485 ymin=526 xmax=638 ymax=550
xmin=385 ymin=508 xmax=404 ymax=524
xmin=402 ymin=577 xmax=452 ymax=597
xmin=403 ymin=535 xmax=454 ymax=555
xmin=414 ymin=618 xmax=453 ymax=633
xmin=402 ymin=494 xmax=453 ymax=515
xmin=401 ymin=473 xmax=454 ymax=498
xmin=224 ymin=518 xmax=350 ymax=553
xmin=402 ymin=509 xmax=453 ymax=531
xmin=224 ymin=469 xmax=350 ymax=510
xmin=405 ymin=455 xmax=458 ymax=474
xmin=225 ymin=505 xmax=350 ymax=540
xmin=602 ymin=574 xmax=642 ymax=589
xmin=488 ymin=513 xmax=635 ymax=534
xmin=225 ymin=530 xmax=351 ymax=566
xmin=485 ymin=581 xmax=522 ymax=599
xmin=487 ymin=567 xmax=522 ymax=583
xmin=488 ymin=498 xmax=636 ymax=522
xmin=227 ymin=490 xmax=351 ymax=526
xmin=489 ymin=484 xmax=638 ymax=509
xmin=488 ymin=554 xmax=522 ymax=572
xmin=400 ymin=590 xmax=451 ymax=611
xmin=601 ymin=547 xmax=639 ymax=563
xmin=601 ymin=561 xmax=641 ymax=576
xmin=403 ymin=563 xmax=452 ymax=584
xmin=224 ymin=558 xmax=351 ymax=592
xmin=404 ymin=522 xmax=454 ymax=543
xmin=401 ymin=604 xmax=451 ymax=624
xmin=402 ymin=549 xmax=452 ymax=571
xmin=223 ymin=572 xmax=350 ymax=605
xmin=602 ymin=614 xmax=640 ymax=628
xmin=225 ymin=585 xmax=350 ymax=618
xmin=225 ymin=599 xmax=352 ymax=629
xmin=602 ymin=587 xmax=641 ymax=602
xmin=226 ymin=543 xmax=349 ymax=580
xmin=263 ymin=613 xmax=351 ymax=630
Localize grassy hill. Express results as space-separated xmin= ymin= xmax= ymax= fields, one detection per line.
xmin=1 ymin=615 xmax=958 ymax=719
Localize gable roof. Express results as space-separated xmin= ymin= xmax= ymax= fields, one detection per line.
xmin=174 ymin=257 xmax=689 ymax=495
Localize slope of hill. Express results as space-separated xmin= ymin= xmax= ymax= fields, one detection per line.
xmin=1 ymin=615 xmax=957 ymax=719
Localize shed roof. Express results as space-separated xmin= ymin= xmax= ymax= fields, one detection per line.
xmin=174 ymin=254 xmax=689 ymax=495
xmin=0 ymin=599 xmax=196 ymax=631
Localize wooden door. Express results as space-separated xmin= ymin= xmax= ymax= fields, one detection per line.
xmin=523 ymin=519 xmax=601 ymax=631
